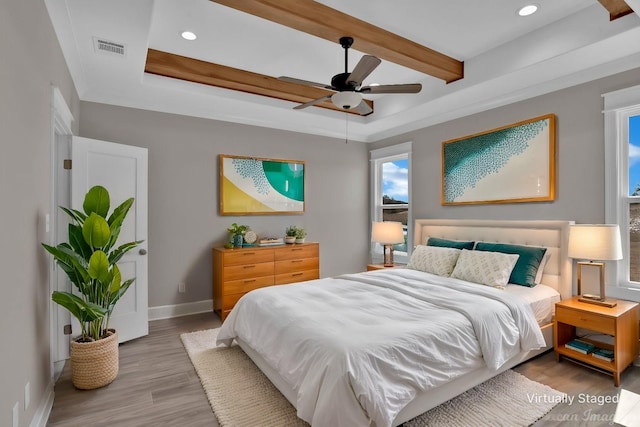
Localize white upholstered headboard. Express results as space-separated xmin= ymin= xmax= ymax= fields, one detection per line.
xmin=413 ymin=219 xmax=574 ymax=300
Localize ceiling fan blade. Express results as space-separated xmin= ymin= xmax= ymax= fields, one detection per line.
xmin=279 ymin=76 xmax=334 ymax=90
xmin=359 ymin=83 xmax=422 ymax=94
xmin=354 ymin=100 xmax=373 ymax=115
xmin=346 ymin=55 xmax=381 ymax=87
xmin=293 ymin=94 xmax=332 ymax=110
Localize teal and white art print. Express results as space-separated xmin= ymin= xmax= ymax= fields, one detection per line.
xmin=442 ymin=114 xmax=555 ymax=205
xmin=220 ymin=155 xmax=305 ymax=215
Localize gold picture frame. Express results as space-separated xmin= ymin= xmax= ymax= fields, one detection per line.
xmin=219 ymin=154 xmax=305 ymax=215
xmin=441 ymin=114 xmax=555 ymax=205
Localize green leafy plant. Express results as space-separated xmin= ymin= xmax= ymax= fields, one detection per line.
xmin=42 ymin=186 xmax=142 ymax=342
xmin=285 ymin=226 xmax=298 ymax=237
xmin=295 ymin=227 xmax=307 ymax=239
xmin=227 ymin=223 xmax=249 ymax=237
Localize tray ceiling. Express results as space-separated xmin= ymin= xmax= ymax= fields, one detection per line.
xmin=45 ymin=0 xmax=640 ymax=142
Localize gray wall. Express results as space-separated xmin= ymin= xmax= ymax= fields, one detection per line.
xmin=370 ymin=68 xmax=640 ymax=225
xmin=79 ymin=103 xmax=370 ymax=307
xmin=0 ymin=1 xmax=79 ymax=426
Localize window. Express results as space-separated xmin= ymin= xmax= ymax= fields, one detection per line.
xmin=603 ymin=85 xmax=640 ymax=296
xmin=370 ymin=142 xmax=412 ymax=263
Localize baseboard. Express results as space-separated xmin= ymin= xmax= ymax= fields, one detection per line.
xmin=30 ymin=381 xmax=54 ymax=427
xmin=148 ymin=299 xmax=213 ymax=321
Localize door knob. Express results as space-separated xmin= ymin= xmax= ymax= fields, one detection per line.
xmin=139 ymin=248 xmax=147 ymax=255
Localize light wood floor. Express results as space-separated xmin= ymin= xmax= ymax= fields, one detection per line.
xmin=48 ymin=313 xmax=639 ymax=426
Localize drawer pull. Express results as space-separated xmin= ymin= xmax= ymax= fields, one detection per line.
xmin=292 ymin=273 xmax=304 ymax=276
xmin=244 ymin=279 xmax=256 ymax=283
xmin=292 ymin=259 xmax=303 ymax=263
xmin=292 ymin=248 xmax=303 ymax=251
xmin=243 ymin=265 xmax=256 ymax=269
xmin=243 ymin=252 xmax=256 ymax=256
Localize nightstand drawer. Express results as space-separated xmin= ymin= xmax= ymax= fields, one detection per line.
xmin=556 ymin=308 xmax=615 ymax=335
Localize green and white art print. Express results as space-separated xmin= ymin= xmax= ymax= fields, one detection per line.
xmin=442 ymin=114 xmax=555 ymax=205
xmin=220 ymin=155 xmax=305 ymax=215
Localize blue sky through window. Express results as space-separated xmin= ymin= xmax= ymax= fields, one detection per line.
xmin=382 ymin=159 xmax=409 ymax=202
xmin=630 ymin=115 xmax=640 ymax=196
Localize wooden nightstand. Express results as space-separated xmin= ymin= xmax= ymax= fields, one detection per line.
xmin=554 ymin=297 xmax=639 ymax=386
xmin=366 ymin=263 xmax=403 ymax=271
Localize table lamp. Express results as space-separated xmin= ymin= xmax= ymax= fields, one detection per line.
xmin=567 ymin=224 xmax=623 ymax=307
xmin=372 ymin=221 xmax=404 ymax=266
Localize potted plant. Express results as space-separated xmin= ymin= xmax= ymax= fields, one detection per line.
xmin=295 ymin=227 xmax=307 ymax=244
xmin=227 ymin=222 xmax=249 ymax=247
xmin=42 ymin=185 xmax=141 ymax=389
xmin=285 ymin=226 xmax=297 ymax=244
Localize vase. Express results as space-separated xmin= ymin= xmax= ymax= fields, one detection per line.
xmin=233 ymin=234 xmax=243 ymax=247
xmin=285 ymin=236 xmax=296 ymax=244
xmin=295 ymin=238 xmax=305 ymax=244
xmin=70 ymin=329 xmax=119 ymax=390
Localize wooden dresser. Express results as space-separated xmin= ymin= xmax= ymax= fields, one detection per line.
xmin=212 ymin=243 xmax=319 ymax=320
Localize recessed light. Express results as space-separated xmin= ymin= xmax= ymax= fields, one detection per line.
xmin=518 ymin=4 xmax=538 ymax=16
xmin=181 ymin=31 xmax=197 ymax=41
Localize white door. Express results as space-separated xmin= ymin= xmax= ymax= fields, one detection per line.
xmin=71 ymin=136 xmax=149 ymax=342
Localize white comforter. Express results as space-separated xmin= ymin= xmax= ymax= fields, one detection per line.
xmin=216 ymin=268 xmax=545 ymax=427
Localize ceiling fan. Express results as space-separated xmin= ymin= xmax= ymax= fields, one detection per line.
xmin=279 ymin=37 xmax=422 ymax=115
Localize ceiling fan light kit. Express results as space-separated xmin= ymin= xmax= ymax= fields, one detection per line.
xmin=279 ymin=36 xmax=422 ymax=115
xmin=332 ymin=91 xmax=362 ymax=110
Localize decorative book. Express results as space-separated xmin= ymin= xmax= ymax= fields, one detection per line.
xmin=592 ymin=348 xmax=615 ymax=362
xmin=565 ymin=339 xmax=596 ymax=354
xmin=258 ymin=237 xmax=284 ymax=246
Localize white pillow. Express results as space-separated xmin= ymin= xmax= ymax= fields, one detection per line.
xmin=407 ymin=245 xmax=461 ymax=277
xmin=450 ymin=249 xmax=520 ymax=289
xmin=534 ymin=250 xmax=551 ymax=284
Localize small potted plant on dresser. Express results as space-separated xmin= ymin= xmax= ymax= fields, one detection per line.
xmin=227 ymin=223 xmax=249 ymax=247
xmin=295 ymin=227 xmax=307 ymax=244
xmin=285 ymin=226 xmax=297 ymax=244
xmin=42 ymin=185 xmax=141 ymax=389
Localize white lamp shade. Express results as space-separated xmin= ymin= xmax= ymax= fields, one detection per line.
xmin=568 ymin=224 xmax=623 ymax=261
xmin=332 ymin=91 xmax=362 ymax=109
xmin=371 ymin=221 xmax=404 ymax=244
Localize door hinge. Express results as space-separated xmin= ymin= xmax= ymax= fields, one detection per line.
xmin=63 ymin=324 xmax=72 ymax=335
xmin=63 ymin=159 xmax=72 ymax=170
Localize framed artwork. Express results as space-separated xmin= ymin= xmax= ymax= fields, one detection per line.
xmin=219 ymin=154 xmax=305 ymax=215
xmin=441 ymin=114 xmax=555 ymax=205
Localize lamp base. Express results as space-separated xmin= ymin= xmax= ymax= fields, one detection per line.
xmin=383 ymin=244 xmax=395 ymax=267
xmin=578 ymin=296 xmax=617 ymax=307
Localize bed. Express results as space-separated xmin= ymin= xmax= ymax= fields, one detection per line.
xmin=216 ymin=219 xmax=573 ymax=427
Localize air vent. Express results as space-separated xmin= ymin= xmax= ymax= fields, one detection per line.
xmin=93 ymin=37 xmax=126 ymax=57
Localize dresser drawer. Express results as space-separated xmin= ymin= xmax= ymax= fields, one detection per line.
xmin=223 ymin=262 xmax=274 ymax=281
xmin=223 ymin=249 xmax=274 ymax=266
xmin=275 ymin=244 xmax=318 ymax=261
xmin=275 ymin=269 xmax=320 ymax=285
xmin=222 ymin=292 xmax=246 ymax=311
xmin=275 ymin=257 xmax=319 ymax=274
xmin=556 ymin=308 xmax=616 ymax=335
xmin=224 ymin=276 xmax=274 ymax=295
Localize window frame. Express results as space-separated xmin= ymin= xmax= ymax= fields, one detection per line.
xmin=370 ymin=142 xmax=412 ymax=264
xmin=603 ymin=84 xmax=640 ymax=300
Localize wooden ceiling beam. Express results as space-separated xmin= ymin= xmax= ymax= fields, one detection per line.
xmin=144 ymin=49 xmax=373 ymax=115
xmin=209 ymin=0 xmax=464 ymax=83
xmin=597 ymin=0 xmax=634 ymax=20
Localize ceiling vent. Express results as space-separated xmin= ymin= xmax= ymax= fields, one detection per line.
xmin=93 ymin=37 xmax=126 ymax=57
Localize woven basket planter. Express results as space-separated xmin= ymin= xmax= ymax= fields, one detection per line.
xmin=70 ymin=329 xmax=119 ymax=390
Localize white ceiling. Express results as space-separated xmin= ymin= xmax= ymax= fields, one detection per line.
xmin=45 ymin=0 xmax=640 ymax=142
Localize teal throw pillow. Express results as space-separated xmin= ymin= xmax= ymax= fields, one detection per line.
xmin=427 ymin=237 xmax=475 ymax=250
xmin=474 ymin=242 xmax=547 ymax=287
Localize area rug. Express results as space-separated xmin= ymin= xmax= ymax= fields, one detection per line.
xmin=181 ymin=328 xmax=564 ymax=427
